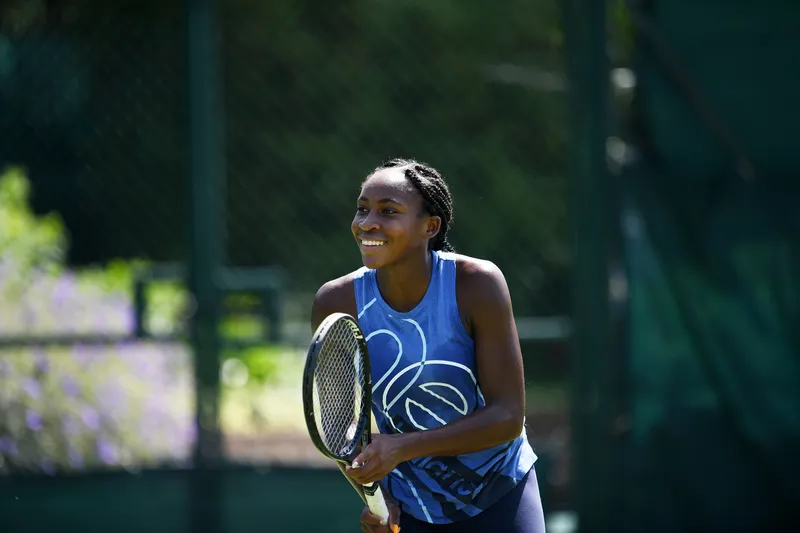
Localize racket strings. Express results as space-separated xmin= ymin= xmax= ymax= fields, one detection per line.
xmin=312 ymin=321 xmax=367 ymax=457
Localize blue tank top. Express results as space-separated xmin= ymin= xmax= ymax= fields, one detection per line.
xmin=352 ymin=250 xmax=537 ymax=524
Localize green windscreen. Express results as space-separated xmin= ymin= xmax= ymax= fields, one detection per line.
xmin=620 ymin=0 xmax=800 ymax=530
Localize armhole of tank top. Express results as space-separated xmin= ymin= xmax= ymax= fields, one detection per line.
xmin=448 ymin=256 xmax=472 ymax=341
xmin=353 ymin=268 xmax=372 ymax=320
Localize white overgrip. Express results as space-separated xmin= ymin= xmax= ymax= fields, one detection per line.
xmin=364 ymin=483 xmax=390 ymax=523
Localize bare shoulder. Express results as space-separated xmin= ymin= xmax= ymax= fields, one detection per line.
xmin=452 ymin=254 xmax=514 ymax=335
xmin=311 ymin=271 xmax=359 ymax=331
xmin=453 ymin=254 xmax=510 ymax=299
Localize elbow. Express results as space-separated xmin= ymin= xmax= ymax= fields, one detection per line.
xmin=496 ymin=404 xmax=525 ymax=442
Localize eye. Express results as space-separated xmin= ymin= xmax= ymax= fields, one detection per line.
xmin=381 ymin=208 xmax=397 ymax=215
xmin=356 ymin=206 xmax=369 ymax=214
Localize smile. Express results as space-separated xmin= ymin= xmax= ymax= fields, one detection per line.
xmin=360 ymin=240 xmax=386 ymax=247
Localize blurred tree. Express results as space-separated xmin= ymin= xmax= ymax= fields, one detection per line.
xmin=0 ymin=0 xmax=569 ymax=315
xmin=221 ymin=0 xmax=569 ymax=314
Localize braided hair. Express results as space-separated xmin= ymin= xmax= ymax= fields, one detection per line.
xmin=370 ymin=158 xmax=455 ymax=252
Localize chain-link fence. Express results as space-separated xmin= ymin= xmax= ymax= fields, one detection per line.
xmin=220 ymin=0 xmax=569 ymax=320
xmin=0 ymin=0 xmax=194 ymax=478
xmin=0 ymin=1 xmax=573 ymax=530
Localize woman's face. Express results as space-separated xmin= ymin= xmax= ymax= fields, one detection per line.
xmin=351 ymin=168 xmax=438 ymax=269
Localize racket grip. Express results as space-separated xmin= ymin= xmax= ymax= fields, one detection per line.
xmin=363 ymin=482 xmax=391 ymax=523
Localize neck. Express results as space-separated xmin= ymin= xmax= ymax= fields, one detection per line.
xmin=375 ymin=249 xmax=434 ymax=313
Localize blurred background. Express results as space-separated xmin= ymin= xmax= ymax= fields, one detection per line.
xmin=0 ymin=0 xmax=798 ymax=532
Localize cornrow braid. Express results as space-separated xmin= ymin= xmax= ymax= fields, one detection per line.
xmin=375 ymin=158 xmax=455 ymax=252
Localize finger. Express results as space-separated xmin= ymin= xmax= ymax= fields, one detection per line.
xmin=351 ymin=452 xmax=368 ymax=469
xmin=349 ymin=464 xmax=381 ymax=485
xmin=360 ymin=506 xmax=384 ymax=526
xmin=347 ymin=460 xmax=365 ymax=474
xmin=346 ymin=463 xmax=372 ymax=482
xmin=359 ymin=506 xmax=373 ymax=521
xmin=352 ymin=441 xmax=378 ymax=469
xmin=356 ymin=463 xmax=386 ymax=485
xmin=389 ymin=503 xmax=401 ymax=524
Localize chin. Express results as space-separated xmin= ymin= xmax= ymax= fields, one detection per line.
xmin=360 ymin=256 xmax=383 ymax=270
xmin=359 ymin=250 xmax=391 ymax=270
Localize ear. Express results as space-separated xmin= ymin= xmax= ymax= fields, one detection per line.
xmin=425 ymin=215 xmax=442 ymax=240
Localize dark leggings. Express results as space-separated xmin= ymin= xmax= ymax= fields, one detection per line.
xmin=398 ymin=468 xmax=546 ymax=533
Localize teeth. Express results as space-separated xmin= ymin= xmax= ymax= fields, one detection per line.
xmin=362 ymin=240 xmax=385 ymax=247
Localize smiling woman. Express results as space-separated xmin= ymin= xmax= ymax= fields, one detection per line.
xmin=311 ymin=158 xmax=545 ymax=533
xmin=353 ymin=159 xmax=455 ymax=272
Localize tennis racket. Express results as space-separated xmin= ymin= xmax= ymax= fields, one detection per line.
xmin=302 ymin=312 xmax=392 ymax=524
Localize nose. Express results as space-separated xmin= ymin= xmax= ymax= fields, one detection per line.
xmin=358 ymin=210 xmax=380 ymax=232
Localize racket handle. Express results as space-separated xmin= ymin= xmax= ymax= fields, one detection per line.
xmin=363 ymin=482 xmax=390 ymax=523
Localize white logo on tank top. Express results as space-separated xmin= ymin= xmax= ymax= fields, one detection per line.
xmin=359 ymin=301 xmax=484 ymax=432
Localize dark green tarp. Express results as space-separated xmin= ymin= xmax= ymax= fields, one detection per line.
xmin=620 ymin=1 xmax=800 ymax=530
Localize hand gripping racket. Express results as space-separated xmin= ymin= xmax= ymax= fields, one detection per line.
xmin=302 ymin=312 xmax=393 ymax=526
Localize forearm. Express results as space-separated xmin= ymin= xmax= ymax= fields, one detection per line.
xmin=398 ymin=404 xmax=523 ymax=462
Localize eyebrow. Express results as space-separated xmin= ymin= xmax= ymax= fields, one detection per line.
xmin=358 ymin=196 xmax=406 ymax=205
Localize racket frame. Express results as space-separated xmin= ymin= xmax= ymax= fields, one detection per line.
xmin=302 ymin=312 xmax=391 ymax=522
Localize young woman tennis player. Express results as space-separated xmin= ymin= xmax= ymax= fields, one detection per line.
xmin=311 ymin=159 xmax=545 ymax=532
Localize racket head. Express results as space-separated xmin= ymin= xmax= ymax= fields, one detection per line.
xmin=302 ymin=312 xmax=373 ymax=464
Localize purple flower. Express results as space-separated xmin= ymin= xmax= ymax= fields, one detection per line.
xmin=94 ymin=308 xmax=108 ymax=330
xmin=70 ymin=344 xmax=93 ymax=367
xmin=173 ymin=422 xmax=198 ymax=455
xmin=23 ymin=378 xmax=42 ymax=399
xmin=0 ymin=269 xmax=197 ymax=471
xmin=68 ymin=447 xmax=83 ymax=468
xmin=62 ymin=415 xmax=81 ymax=436
xmin=41 ymin=459 xmax=55 ymax=475
xmin=119 ymin=306 xmax=135 ymax=333
xmin=0 ymin=436 xmax=18 ymax=455
xmin=61 ymin=376 xmax=80 ymax=398
xmin=26 ymin=409 xmax=43 ymax=431
xmin=33 ymin=349 xmax=49 ymax=374
xmin=52 ymin=274 xmax=77 ymax=307
xmin=23 ymin=306 xmax=36 ymax=328
xmin=96 ymin=438 xmax=117 ymax=465
xmin=96 ymin=383 xmax=124 ymax=413
xmin=80 ymin=407 xmax=100 ymax=431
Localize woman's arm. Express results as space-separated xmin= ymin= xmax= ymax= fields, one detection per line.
xmin=311 ymin=275 xmax=357 ymax=330
xmin=347 ymin=259 xmax=527 ymax=484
